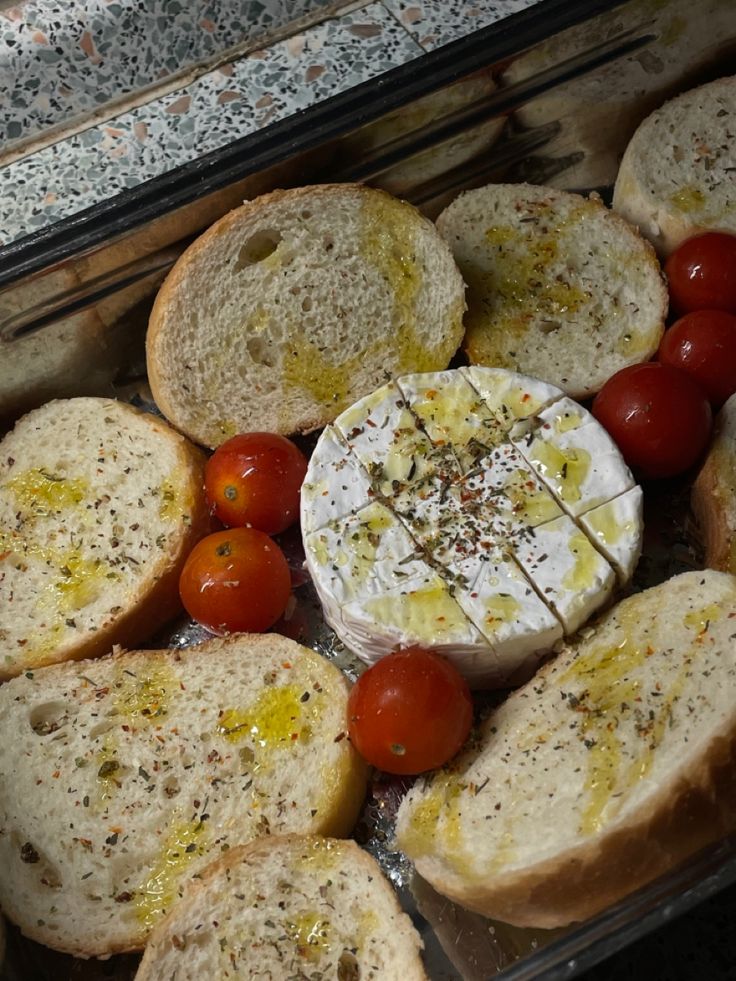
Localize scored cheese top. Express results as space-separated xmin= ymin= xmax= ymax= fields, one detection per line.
xmin=301 ymin=367 xmax=643 ymax=687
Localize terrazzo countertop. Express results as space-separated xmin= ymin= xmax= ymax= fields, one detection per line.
xmin=0 ymin=0 xmax=542 ymax=246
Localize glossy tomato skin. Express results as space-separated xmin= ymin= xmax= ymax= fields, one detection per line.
xmin=179 ymin=528 xmax=291 ymax=634
xmin=347 ymin=647 xmax=473 ymax=775
xmin=205 ymin=433 xmax=308 ymax=535
xmin=592 ymin=363 xmax=712 ymax=479
xmin=658 ymin=309 xmax=736 ymax=406
xmin=665 ymin=232 xmax=736 ymax=315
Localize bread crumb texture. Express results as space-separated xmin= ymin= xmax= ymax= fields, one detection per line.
xmin=135 ymin=836 xmax=427 ymax=981
xmin=0 ymin=635 xmax=365 ymax=956
xmin=613 ymin=75 xmax=736 ymax=255
xmin=437 ymin=183 xmax=667 ymax=397
xmin=146 ymin=184 xmax=465 ymax=446
xmin=0 ymin=398 xmax=206 ymax=679
xmin=396 ymin=570 xmax=736 ymax=924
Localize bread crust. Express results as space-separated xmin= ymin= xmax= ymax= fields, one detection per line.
xmin=613 ymin=75 xmax=736 ymax=257
xmin=136 ymin=834 xmax=428 ymax=981
xmin=147 ymin=183 xmax=465 ymax=446
xmin=692 ymin=395 xmax=736 ymax=574
xmin=412 ymin=714 xmax=736 ymax=927
xmin=0 ymin=401 xmax=210 ymax=681
xmin=0 ymin=635 xmax=368 ymax=957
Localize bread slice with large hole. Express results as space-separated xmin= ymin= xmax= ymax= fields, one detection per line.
xmin=613 ymin=75 xmax=736 ymax=257
xmin=0 ymin=397 xmax=210 ymax=681
xmin=436 ymin=182 xmax=667 ymax=398
xmin=692 ymin=393 xmax=736 ymax=575
xmin=396 ymin=570 xmax=736 ymax=928
xmin=146 ymin=184 xmax=466 ymax=447
xmin=135 ymin=834 xmax=426 ymax=980
xmin=0 ymin=634 xmax=367 ymax=957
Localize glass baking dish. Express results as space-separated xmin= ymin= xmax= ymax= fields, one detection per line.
xmin=1 ymin=0 xmax=735 ymax=976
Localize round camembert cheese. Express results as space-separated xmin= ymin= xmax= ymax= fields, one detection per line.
xmin=301 ymin=367 xmax=642 ymax=687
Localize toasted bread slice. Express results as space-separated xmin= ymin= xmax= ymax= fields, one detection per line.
xmin=436 ymin=182 xmax=667 ymax=398
xmin=613 ymin=75 xmax=736 ymax=257
xmin=396 ymin=570 xmax=736 ymax=928
xmin=0 ymin=634 xmax=367 ymax=957
xmin=146 ymin=184 xmax=466 ymax=447
xmin=0 ymin=397 xmax=209 ymax=680
xmin=692 ymin=394 xmax=736 ymax=575
xmin=135 ymin=834 xmax=426 ymax=980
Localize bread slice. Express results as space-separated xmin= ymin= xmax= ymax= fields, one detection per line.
xmin=0 ymin=634 xmax=367 ymax=957
xmin=146 ymin=184 xmax=466 ymax=447
xmin=396 ymin=570 xmax=736 ymax=928
xmin=135 ymin=834 xmax=426 ymax=980
xmin=692 ymin=394 xmax=736 ymax=575
xmin=613 ymin=75 xmax=736 ymax=257
xmin=436 ymin=183 xmax=667 ymax=398
xmin=0 ymin=397 xmax=209 ymax=681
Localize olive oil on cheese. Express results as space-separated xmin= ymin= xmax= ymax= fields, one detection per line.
xmin=483 ymin=594 xmax=521 ymax=633
xmin=562 ymin=532 xmax=601 ymax=591
xmin=502 ymin=469 xmax=561 ymax=525
xmin=527 ymin=439 xmax=591 ymax=506
xmin=585 ymin=504 xmax=626 ymax=546
xmin=364 ymin=579 xmax=469 ymax=643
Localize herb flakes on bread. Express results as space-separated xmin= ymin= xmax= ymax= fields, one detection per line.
xmin=613 ymin=74 xmax=736 ymax=257
xmin=135 ymin=835 xmax=427 ymax=980
xmin=146 ymin=183 xmax=466 ymax=447
xmin=0 ymin=634 xmax=367 ymax=957
xmin=396 ymin=570 xmax=736 ymax=928
xmin=0 ymin=397 xmax=209 ymax=680
xmin=436 ymin=182 xmax=667 ymax=398
xmin=693 ymin=393 xmax=736 ymax=575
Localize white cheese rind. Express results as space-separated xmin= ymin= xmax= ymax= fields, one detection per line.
xmin=579 ymin=486 xmax=644 ymax=584
xmin=301 ymin=367 xmax=642 ymax=687
xmin=509 ymin=515 xmax=617 ymax=633
xmin=300 ymin=426 xmax=373 ymax=535
xmin=511 ymin=398 xmax=635 ymax=517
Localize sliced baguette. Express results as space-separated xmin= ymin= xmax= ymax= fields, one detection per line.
xmin=692 ymin=393 xmax=736 ymax=575
xmin=0 ymin=397 xmax=209 ymax=680
xmin=147 ymin=184 xmax=466 ymax=447
xmin=613 ymin=75 xmax=736 ymax=256
xmin=396 ymin=570 xmax=736 ymax=928
xmin=135 ymin=834 xmax=427 ymax=980
xmin=0 ymin=634 xmax=367 ymax=957
xmin=436 ymin=183 xmax=667 ymax=398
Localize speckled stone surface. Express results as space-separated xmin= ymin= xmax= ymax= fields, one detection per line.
xmin=0 ymin=0 xmax=345 ymax=149
xmin=381 ymin=0 xmax=540 ymax=50
xmin=0 ymin=2 xmax=423 ymax=245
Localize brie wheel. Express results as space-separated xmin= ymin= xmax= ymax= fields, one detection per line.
xmin=301 ymin=368 xmax=643 ymax=687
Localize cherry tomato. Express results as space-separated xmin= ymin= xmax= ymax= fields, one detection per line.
xmin=347 ymin=647 xmax=473 ymax=775
xmin=179 ymin=528 xmax=291 ymax=634
xmin=205 ymin=433 xmax=308 ymax=535
xmin=665 ymin=232 xmax=736 ymax=315
xmin=592 ymin=362 xmax=712 ymax=479
xmin=658 ymin=309 xmax=736 ymax=406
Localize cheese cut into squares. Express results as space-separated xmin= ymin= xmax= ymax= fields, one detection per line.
xmin=579 ymin=486 xmax=644 ymax=584
xmin=301 ymin=367 xmax=642 ymax=687
xmin=510 ymin=515 xmax=616 ymax=633
xmin=334 ymin=381 xmax=436 ymax=497
xmin=461 ymin=365 xmax=563 ymax=431
xmin=398 ymin=370 xmax=506 ymax=470
xmin=511 ymin=397 xmax=635 ymax=517
xmin=300 ymin=426 xmax=373 ymax=535
xmin=304 ymin=502 xmax=428 ymax=606
xmin=454 ymin=551 xmax=563 ymax=683
xmin=339 ymin=570 xmax=490 ymax=668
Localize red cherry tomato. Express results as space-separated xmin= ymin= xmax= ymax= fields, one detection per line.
xmin=592 ymin=363 xmax=712 ymax=479
xmin=179 ymin=528 xmax=291 ymax=634
xmin=658 ymin=309 xmax=736 ymax=406
xmin=665 ymin=232 xmax=736 ymax=315
xmin=347 ymin=647 xmax=473 ymax=775
xmin=205 ymin=433 xmax=308 ymax=535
